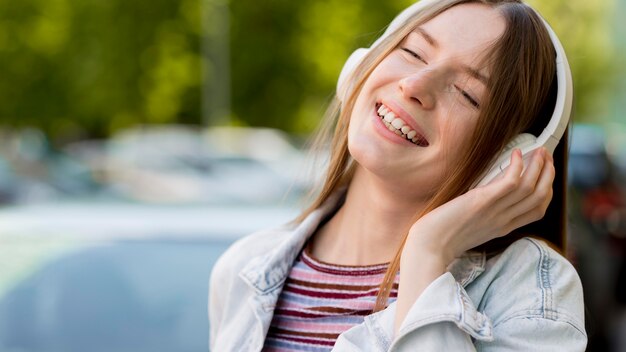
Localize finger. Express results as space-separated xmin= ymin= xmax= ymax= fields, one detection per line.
xmin=534 ymin=151 xmax=555 ymax=198
xmin=486 ymin=148 xmax=524 ymax=202
xmin=507 ymin=148 xmax=524 ymax=180
xmin=501 ymin=155 xmax=555 ymax=228
xmin=497 ymin=212 xmax=540 ymax=237
xmin=493 ymin=148 xmax=548 ymax=210
xmin=512 ymin=151 xmax=555 ymax=212
xmin=513 ymin=148 xmax=546 ymax=198
xmin=473 ymin=149 xmax=534 ymax=215
xmin=504 ymin=195 xmax=553 ymax=235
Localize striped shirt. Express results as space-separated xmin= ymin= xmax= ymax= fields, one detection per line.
xmin=262 ymin=244 xmax=400 ymax=351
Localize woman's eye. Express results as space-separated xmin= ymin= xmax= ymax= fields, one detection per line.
xmin=455 ymin=85 xmax=480 ymax=109
xmin=401 ymin=48 xmax=427 ymax=64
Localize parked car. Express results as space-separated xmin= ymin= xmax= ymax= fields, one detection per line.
xmin=0 ymin=201 xmax=298 ymax=352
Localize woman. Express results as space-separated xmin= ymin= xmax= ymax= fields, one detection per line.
xmin=209 ymin=0 xmax=587 ymax=350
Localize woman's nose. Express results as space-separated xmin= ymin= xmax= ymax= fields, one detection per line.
xmin=398 ymin=69 xmax=437 ymax=110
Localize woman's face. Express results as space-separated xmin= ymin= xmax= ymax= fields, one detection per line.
xmin=348 ymin=2 xmax=506 ymax=197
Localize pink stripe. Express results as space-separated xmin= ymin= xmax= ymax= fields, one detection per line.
xmin=287 ymin=285 xmax=387 ymax=299
xmin=283 ymin=284 xmax=397 ymax=297
xmin=289 ymin=267 xmax=391 ymax=285
xmin=286 ymin=282 xmax=387 ymax=295
xmin=270 ymin=320 xmax=354 ymax=333
xmin=283 ymin=284 xmax=398 ymax=298
xmin=276 ymin=308 xmax=371 ymax=319
xmin=282 ymin=336 xmax=336 ymax=346
xmin=301 ymin=253 xmax=388 ymax=275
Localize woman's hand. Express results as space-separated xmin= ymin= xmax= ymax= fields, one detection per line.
xmin=406 ymin=147 xmax=555 ymax=265
xmin=393 ymin=147 xmax=555 ymax=335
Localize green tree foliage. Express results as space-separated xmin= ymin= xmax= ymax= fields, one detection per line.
xmin=527 ymin=0 xmax=619 ymax=123
xmin=0 ymin=0 xmax=619 ymax=143
xmin=228 ymin=0 xmax=416 ymax=133
xmin=0 ymin=0 xmax=202 ymax=142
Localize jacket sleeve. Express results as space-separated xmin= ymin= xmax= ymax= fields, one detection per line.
xmin=333 ymin=273 xmax=485 ymax=351
xmin=332 ymin=271 xmax=586 ymax=351
xmin=332 ymin=239 xmax=587 ymax=351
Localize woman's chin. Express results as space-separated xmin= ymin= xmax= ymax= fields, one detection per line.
xmin=348 ymin=138 xmax=391 ymax=171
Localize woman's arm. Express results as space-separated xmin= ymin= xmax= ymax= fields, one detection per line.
xmin=332 ymin=239 xmax=586 ymax=351
xmin=394 ymin=148 xmax=554 ymax=334
xmin=330 ymin=149 xmax=585 ymax=351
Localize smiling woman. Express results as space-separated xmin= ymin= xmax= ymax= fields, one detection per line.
xmin=208 ymin=0 xmax=586 ymax=351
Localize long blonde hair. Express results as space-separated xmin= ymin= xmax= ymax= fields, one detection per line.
xmin=297 ymin=0 xmax=564 ymax=312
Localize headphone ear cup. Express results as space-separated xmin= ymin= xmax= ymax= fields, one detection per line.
xmin=503 ymin=133 xmax=538 ymax=155
xmin=337 ymin=48 xmax=369 ymax=101
xmin=475 ymin=133 xmax=539 ymax=187
xmin=493 ymin=133 xmax=538 ymax=172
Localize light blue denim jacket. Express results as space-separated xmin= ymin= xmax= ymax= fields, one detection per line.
xmin=209 ymin=192 xmax=587 ymax=351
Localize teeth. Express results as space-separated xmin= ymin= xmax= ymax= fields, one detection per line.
xmin=376 ymin=103 xmax=427 ymax=146
xmin=391 ymin=118 xmax=404 ymax=129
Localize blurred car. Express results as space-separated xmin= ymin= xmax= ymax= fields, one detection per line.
xmin=63 ymin=125 xmax=312 ymax=205
xmin=0 ymin=129 xmax=102 ymax=205
xmin=0 ymin=125 xmax=309 ymax=351
xmin=0 ymin=201 xmax=298 ymax=352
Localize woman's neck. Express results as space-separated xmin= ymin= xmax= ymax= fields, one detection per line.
xmin=309 ymin=166 xmax=429 ymax=266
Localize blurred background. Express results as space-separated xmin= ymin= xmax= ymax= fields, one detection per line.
xmin=0 ymin=0 xmax=624 ymax=351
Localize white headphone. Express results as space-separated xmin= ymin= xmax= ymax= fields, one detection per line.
xmin=336 ymin=0 xmax=572 ymax=187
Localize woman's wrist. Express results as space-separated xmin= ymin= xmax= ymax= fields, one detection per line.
xmin=395 ymin=236 xmax=450 ymax=336
xmin=405 ymin=221 xmax=458 ymax=267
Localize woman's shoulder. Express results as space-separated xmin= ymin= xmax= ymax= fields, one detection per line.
xmin=212 ymin=222 xmax=298 ymax=277
xmin=476 ymin=237 xmax=585 ymax=332
xmin=492 ymin=236 xmax=578 ymax=280
xmin=484 ymin=237 xmax=583 ymax=296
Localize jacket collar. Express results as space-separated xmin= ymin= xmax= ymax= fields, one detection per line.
xmin=239 ymin=190 xmax=486 ymax=294
xmin=239 ymin=190 xmax=345 ymax=294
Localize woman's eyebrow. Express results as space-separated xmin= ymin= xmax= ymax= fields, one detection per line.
xmin=414 ymin=27 xmax=438 ymax=48
xmin=414 ymin=26 xmax=489 ymax=85
xmin=464 ymin=65 xmax=489 ymax=85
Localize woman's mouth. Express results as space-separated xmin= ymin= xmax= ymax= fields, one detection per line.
xmin=375 ymin=103 xmax=429 ymax=147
